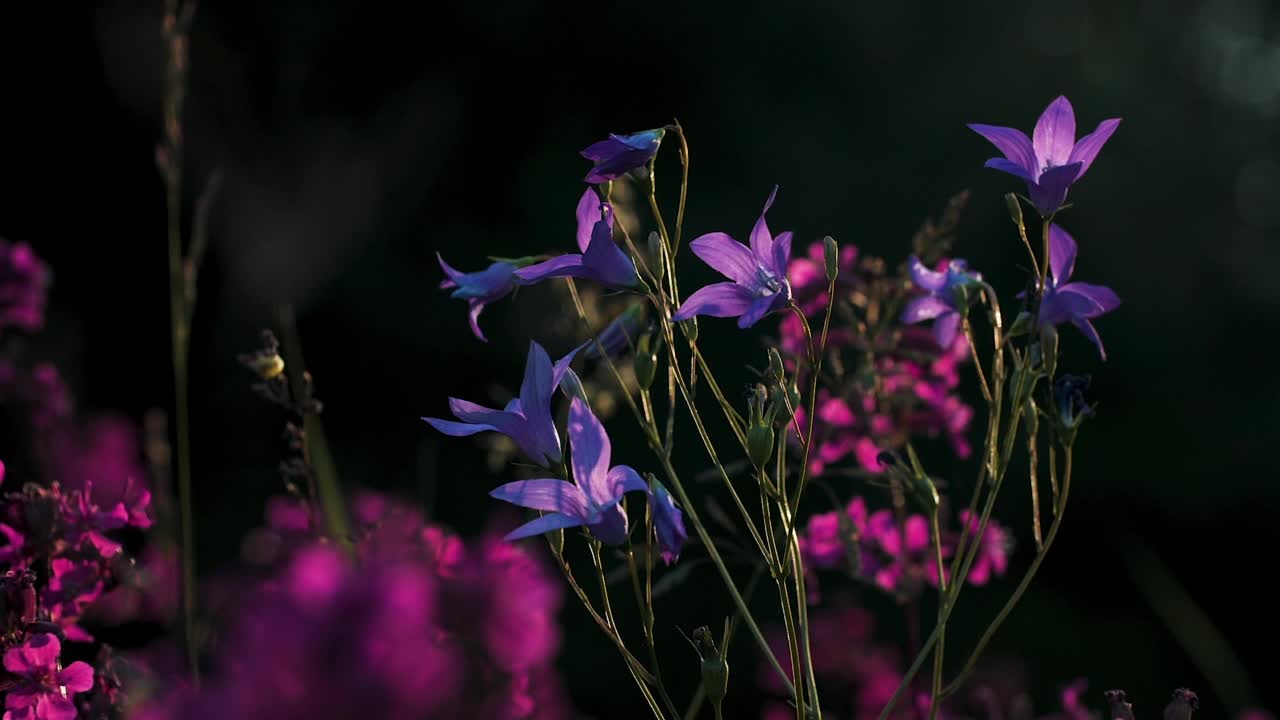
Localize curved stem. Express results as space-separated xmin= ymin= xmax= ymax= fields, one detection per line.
xmin=928 ymin=511 xmax=949 ymax=720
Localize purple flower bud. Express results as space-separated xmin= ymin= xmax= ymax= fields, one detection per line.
xmin=580 ymin=129 xmax=665 ymax=184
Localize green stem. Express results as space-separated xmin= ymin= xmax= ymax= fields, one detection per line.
xmin=941 ymin=447 xmax=1072 ymax=697
xmin=928 ymin=511 xmax=949 ymax=720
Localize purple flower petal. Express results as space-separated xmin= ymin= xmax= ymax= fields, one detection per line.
xmin=689 ymin=232 xmax=757 ymax=284
xmin=968 ymin=124 xmax=1037 ymax=179
xmin=490 ymin=479 xmax=590 ymax=520
xmin=575 ymin=188 xmax=612 ymax=252
xmin=581 ymin=219 xmax=640 ymax=287
xmin=1048 ymin=224 xmax=1078 ymax=284
xmin=1057 ymin=282 xmax=1121 ymax=316
xmin=908 ymin=256 xmax=948 ymax=293
xmin=1029 ymin=162 xmax=1082 ymax=216
xmin=983 ymin=157 xmax=1033 ymax=182
xmin=437 ymin=253 xmax=464 ymax=289
xmin=902 ymin=296 xmax=951 ymax=324
xmin=606 ymin=465 xmax=649 ymax=497
xmin=585 ymin=504 xmax=629 ymax=545
xmin=1068 ymin=118 xmax=1122 ymax=180
xmin=1033 ymin=96 xmax=1076 ymax=169
xmin=505 ymin=512 xmax=586 ymax=541
xmin=749 ymin=186 xmax=780 ymax=263
xmin=567 ymin=397 xmax=614 ymax=508
xmin=1071 ymin=317 xmax=1108 ymax=360
xmin=934 ymin=311 xmax=962 ymax=349
xmin=770 ymin=230 xmax=794 ymax=280
xmin=551 ymin=342 xmax=586 ymax=392
xmin=737 ymin=293 xmax=783 ymax=329
xmin=514 ymin=254 xmax=585 ymax=284
xmin=672 ymin=282 xmax=755 ymax=321
xmin=520 ymin=342 xmax=564 ymax=465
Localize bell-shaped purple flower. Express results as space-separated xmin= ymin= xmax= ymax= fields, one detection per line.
xmin=673 ymin=186 xmax=794 ymax=328
xmin=423 ymin=341 xmax=583 ymax=467
xmin=969 ymin=96 xmax=1121 ymax=216
xmin=1039 ymin=225 xmax=1120 ymax=359
xmin=515 ymin=189 xmax=641 ymax=289
xmin=437 ymin=255 xmax=520 ymax=342
xmin=901 ymin=257 xmax=982 ymax=348
xmin=584 ymin=304 xmax=648 ymax=360
xmin=491 ymin=397 xmax=685 ymax=563
xmin=581 ymin=129 xmax=664 ymax=184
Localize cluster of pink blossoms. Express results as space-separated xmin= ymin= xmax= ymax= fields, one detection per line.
xmin=139 ymin=492 xmax=572 ymax=720
xmin=782 ymin=241 xmax=975 ymax=475
xmin=0 ymin=240 xmax=48 ymax=341
xmin=798 ymin=495 xmax=1009 ymax=603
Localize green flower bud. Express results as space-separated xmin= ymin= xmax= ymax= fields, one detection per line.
xmin=647 ymin=231 xmax=665 ymax=283
xmin=823 ymin=235 xmax=840 ymax=283
xmin=1039 ymin=323 xmax=1059 ymax=377
xmin=680 ymin=317 xmax=698 ymax=343
xmin=767 ymin=348 xmax=786 ymax=384
xmin=634 ymin=334 xmax=658 ymax=390
xmin=1004 ymin=192 xmax=1025 ymax=230
xmin=1007 ymin=310 xmax=1034 ymax=338
xmin=692 ymin=626 xmax=729 ymax=708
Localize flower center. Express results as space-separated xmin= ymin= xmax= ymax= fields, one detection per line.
xmin=754 ymin=266 xmax=782 ymax=295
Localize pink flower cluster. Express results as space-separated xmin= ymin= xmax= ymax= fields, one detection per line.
xmin=798 ymin=496 xmax=1009 ymax=602
xmin=140 ymin=493 xmax=572 ymax=720
xmin=759 ymin=597 xmax=1098 ymax=720
xmin=782 ymin=242 xmax=975 ymax=476
xmin=0 ymin=240 xmax=49 ymax=340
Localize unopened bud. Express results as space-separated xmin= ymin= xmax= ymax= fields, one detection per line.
xmin=680 ymin=317 xmax=698 ymax=343
xmin=1004 ymin=192 xmax=1025 ymax=229
xmin=648 ymin=231 xmax=665 ymax=283
xmin=1164 ymin=689 xmax=1199 ymax=720
xmin=692 ymin=626 xmax=729 ymax=708
xmin=1105 ymin=690 xmax=1135 ymax=720
xmin=634 ymin=334 xmax=658 ymax=390
xmin=823 ymin=235 xmax=840 ymax=282
xmin=767 ymin=348 xmax=786 ymax=384
xmin=1039 ymin=324 xmax=1059 ymax=377
xmin=1007 ymin=310 xmax=1034 ymax=338
xmin=746 ymin=423 xmax=775 ymax=469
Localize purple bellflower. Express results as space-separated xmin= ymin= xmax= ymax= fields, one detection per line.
xmin=673 ymin=186 xmax=793 ymax=328
xmin=901 ymin=257 xmax=983 ymax=348
xmin=1038 ymin=224 xmax=1120 ymax=359
xmin=515 ymin=189 xmax=641 ymax=289
xmin=491 ymin=397 xmax=686 ymax=563
xmin=437 ymin=255 xmax=521 ymax=342
xmin=423 ymin=341 xmax=583 ymax=467
xmin=581 ymin=129 xmax=665 ymax=183
xmin=969 ymin=96 xmax=1121 ymax=216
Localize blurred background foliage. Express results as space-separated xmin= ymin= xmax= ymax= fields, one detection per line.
xmin=1 ymin=0 xmax=1277 ymax=716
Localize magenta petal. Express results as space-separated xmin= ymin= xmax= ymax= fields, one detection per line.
xmin=567 ymin=397 xmax=613 ymax=508
xmin=1033 ymin=96 xmax=1077 ymax=168
xmin=514 ymin=254 xmax=584 ymax=284
xmin=1048 ymin=224 xmax=1078 ymax=283
xmin=490 ymin=480 xmax=590 ymax=519
xmin=505 ymin=512 xmax=586 ymax=541
xmin=902 ymin=296 xmax=950 ymax=324
xmin=12 ymin=634 xmax=59 ymax=673
xmin=968 ymin=124 xmax=1037 ymax=178
xmin=689 ymin=232 xmax=756 ymax=284
xmin=1029 ymin=162 xmax=1082 ymax=216
xmin=1068 ymin=118 xmax=1122 ymax=180
xmin=57 ymin=661 xmax=94 ymax=693
xmin=672 ymin=282 xmax=754 ymax=321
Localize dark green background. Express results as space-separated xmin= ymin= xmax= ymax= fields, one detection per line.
xmin=2 ymin=0 xmax=1276 ymax=716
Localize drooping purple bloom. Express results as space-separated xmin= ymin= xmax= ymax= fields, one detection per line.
xmin=423 ymin=341 xmax=583 ymax=467
xmin=584 ymin=304 xmax=648 ymax=360
xmin=581 ymin=129 xmax=664 ymax=183
xmin=969 ymin=96 xmax=1121 ymax=216
xmin=3 ymin=633 xmax=95 ymax=720
xmin=490 ymin=397 xmax=685 ymax=562
xmin=438 ymin=255 xmax=520 ymax=342
xmin=901 ymin=257 xmax=983 ymax=349
xmin=515 ymin=190 xmax=641 ymax=289
xmin=0 ymin=239 xmax=50 ymax=340
xmin=1039 ymin=225 xmax=1120 ymax=359
xmin=673 ymin=187 xmax=794 ymax=328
